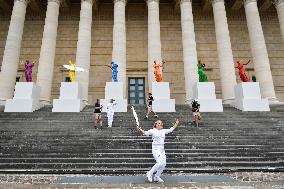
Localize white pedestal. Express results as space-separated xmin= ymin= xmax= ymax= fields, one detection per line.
xmin=152 ymin=82 xmax=175 ymax=112
xmin=101 ymin=82 xmax=127 ymax=112
xmin=5 ymin=82 xmax=43 ymax=112
xmin=52 ymin=82 xmax=85 ymax=112
xmin=232 ymin=82 xmax=270 ymax=111
xmin=193 ymin=82 xmax=223 ymax=112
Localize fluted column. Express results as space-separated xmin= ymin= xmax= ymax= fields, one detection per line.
xmin=180 ymin=0 xmax=199 ymax=103
xmin=274 ymin=0 xmax=284 ymax=43
xmin=244 ymin=0 xmax=277 ymax=101
xmin=0 ymin=0 xmax=29 ymax=104
xmin=147 ymin=0 xmax=162 ymax=90
xmin=36 ymin=0 xmax=61 ymax=104
xmin=74 ymin=0 xmax=93 ymax=103
xmin=112 ymin=0 xmax=126 ymax=97
xmin=212 ymin=0 xmax=237 ymax=103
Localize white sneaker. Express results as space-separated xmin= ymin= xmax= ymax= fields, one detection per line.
xmin=146 ymin=171 xmax=152 ymax=182
xmin=154 ymin=176 xmax=164 ymax=183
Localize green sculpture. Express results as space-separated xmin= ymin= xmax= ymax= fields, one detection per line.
xmin=197 ymin=60 xmax=208 ymax=82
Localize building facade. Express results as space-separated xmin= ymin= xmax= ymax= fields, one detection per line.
xmin=0 ymin=0 xmax=284 ymax=105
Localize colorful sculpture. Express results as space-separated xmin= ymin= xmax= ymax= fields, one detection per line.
xmin=107 ymin=61 xmax=118 ymax=82
xmin=235 ymin=60 xmax=251 ymax=82
xmin=197 ymin=60 xmax=208 ymax=82
xmin=68 ymin=60 xmax=76 ymax=82
xmin=24 ymin=60 xmax=34 ymax=82
xmin=153 ymin=60 xmax=165 ymax=82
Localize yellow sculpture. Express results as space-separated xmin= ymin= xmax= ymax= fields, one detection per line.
xmin=68 ymin=60 xmax=76 ymax=82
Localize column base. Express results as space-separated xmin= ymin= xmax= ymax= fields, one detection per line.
xmin=0 ymin=100 xmax=5 ymax=106
xmin=266 ymin=97 xmax=283 ymax=105
xmin=40 ymin=99 xmax=52 ymax=105
xmin=0 ymin=101 xmax=5 ymax=112
xmin=222 ymin=97 xmax=235 ymax=105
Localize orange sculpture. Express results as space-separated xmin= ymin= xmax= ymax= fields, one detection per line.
xmin=153 ymin=60 xmax=165 ymax=82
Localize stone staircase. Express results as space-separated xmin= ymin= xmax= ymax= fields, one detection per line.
xmin=0 ymin=105 xmax=283 ymax=174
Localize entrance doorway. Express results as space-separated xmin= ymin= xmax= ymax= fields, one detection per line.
xmin=128 ymin=77 xmax=145 ymax=104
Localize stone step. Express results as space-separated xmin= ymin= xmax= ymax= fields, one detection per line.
xmin=0 ymin=156 xmax=282 ymax=163
xmin=0 ymin=161 xmax=282 ymax=170
xmin=0 ymin=105 xmax=283 ymax=173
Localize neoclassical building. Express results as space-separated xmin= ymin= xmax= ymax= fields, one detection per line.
xmin=0 ymin=0 xmax=283 ymax=105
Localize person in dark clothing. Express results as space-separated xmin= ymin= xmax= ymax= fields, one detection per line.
xmin=94 ymin=99 xmax=103 ymax=128
xmin=191 ymin=100 xmax=201 ymax=127
xmin=145 ymin=93 xmax=158 ymax=119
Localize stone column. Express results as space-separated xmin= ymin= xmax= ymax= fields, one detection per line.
xmin=274 ymin=0 xmax=284 ymax=43
xmin=244 ymin=0 xmax=277 ymax=101
xmin=36 ymin=0 xmax=61 ymax=104
xmin=147 ymin=0 xmax=162 ymax=90
xmin=179 ymin=0 xmax=199 ymax=103
xmin=74 ymin=0 xmax=93 ymax=103
xmin=0 ymin=0 xmax=28 ymax=104
xmin=212 ymin=0 xmax=237 ymax=103
xmin=112 ymin=0 xmax=126 ymax=97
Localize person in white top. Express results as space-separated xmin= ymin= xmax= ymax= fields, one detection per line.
xmin=106 ymin=99 xmax=117 ymax=128
xmin=138 ymin=119 xmax=180 ymax=183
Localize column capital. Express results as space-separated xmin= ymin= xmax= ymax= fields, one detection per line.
xmin=14 ymin=0 xmax=30 ymax=5
xmin=48 ymin=0 xmax=61 ymax=4
xmin=180 ymin=0 xmax=191 ymax=4
xmin=243 ymin=0 xmax=257 ymax=6
xmin=81 ymin=0 xmax=93 ymax=5
xmin=147 ymin=0 xmax=159 ymax=4
xmin=274 ymin=0 xmax=284 ymax=7
xmin=211 ymin=0 xmax=224 ymax=5
xmin=114 ymin=0 xmax=127 ymax=4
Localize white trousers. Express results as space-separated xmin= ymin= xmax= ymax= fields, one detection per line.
xmin=149 ymin=145 xmax=166 ymax=178
xmin=107 ymin=112 xmax=114 ymax=127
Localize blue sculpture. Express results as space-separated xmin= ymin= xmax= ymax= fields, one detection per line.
xmin=107 ymin=61 xmax=118 ymax=82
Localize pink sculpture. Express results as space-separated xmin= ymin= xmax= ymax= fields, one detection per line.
xmin=24 ymin=60 xmax=34 ymax=82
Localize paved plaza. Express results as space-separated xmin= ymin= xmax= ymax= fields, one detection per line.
xmin=0 ymin=172 xmax=283 ymax=189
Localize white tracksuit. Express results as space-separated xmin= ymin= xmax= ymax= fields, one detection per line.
xmin=107 ymin=101 xmax=117 ymax=127
xmin=144 ymin=127 xmax=174 ymax=178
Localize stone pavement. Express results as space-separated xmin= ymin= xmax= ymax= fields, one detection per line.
xmin=0 ymin=172 xmax=283 ymax=189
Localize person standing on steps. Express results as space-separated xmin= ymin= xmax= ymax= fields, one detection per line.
xmin=93 ymin=99 xmax=103 ymax=129
xmin=192 ymin=100 xmax=201 ymax=127
xmin=107 ymin=99 xmax=117 ymax=128
xmin=137 ymin=119 xmax=180 ymax=183
xmin=145 ymin=93 xmax=158 ymax=119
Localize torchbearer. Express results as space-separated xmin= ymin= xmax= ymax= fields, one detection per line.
xmin=137 ymin=118 xmax=180 ymax=183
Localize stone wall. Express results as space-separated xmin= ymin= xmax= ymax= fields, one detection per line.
xmin=0 ymin=3 xmax=283 ymax=104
